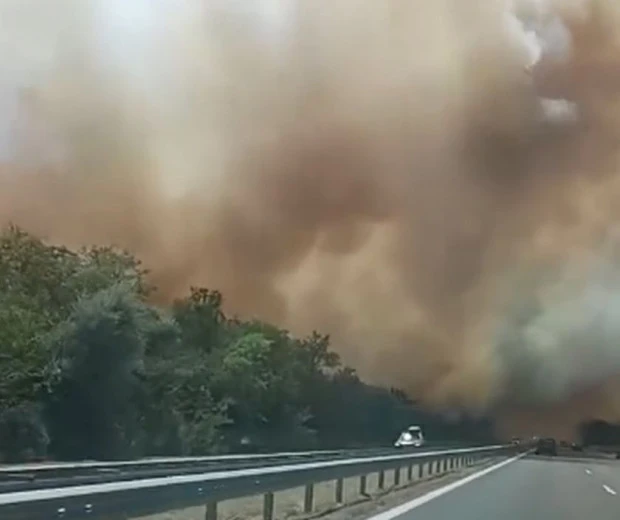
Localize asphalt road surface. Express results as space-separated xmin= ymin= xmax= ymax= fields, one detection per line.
xmin=367 ymin=452 xmax=620 ymax=520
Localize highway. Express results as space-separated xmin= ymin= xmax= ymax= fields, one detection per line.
xmin=368 ymin=453 xmax=620 ymax=520
xmin=0 ymin=445 xmax=508 ymax=520
xmin=0 ymin=443 xmax=469 ymax=493
xmin=4 ymin=444 xmax=619 ymax=519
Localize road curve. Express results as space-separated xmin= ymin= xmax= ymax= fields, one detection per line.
xmin=366 ymin=455 xmax=620 ymax=520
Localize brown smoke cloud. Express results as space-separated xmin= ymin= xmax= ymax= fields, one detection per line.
xmin=2 ymin=0 xmax=620 ymax=437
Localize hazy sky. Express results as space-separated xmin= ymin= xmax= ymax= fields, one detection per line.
xmin=0 ymin=0 xmax=296 ymax=163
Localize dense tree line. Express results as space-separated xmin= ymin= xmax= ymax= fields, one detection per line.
xmin=0 ymin=226 xmax=495 ymax=462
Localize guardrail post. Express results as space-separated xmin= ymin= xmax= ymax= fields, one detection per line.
xmin=205 ymin=501 xmax=217 ymax=520
xmin=394 ymin=467 xmax=401 ymax=486
xmin=378 ymin=469 xmax=385 ymax=489
xmin=359 ymin=474 xmax=367 ymax=495
xmin=418 ymin=463 xmax=424 ymax=479
xmin=442 ymin=458 xmax=448 ymax=473
xmin=335 ymin=478 xmax=344 ymax=503
xmin=304 ymin=484 xmax=314 ymax=513
xmin=263 ymin=492 xmax=274 ymax=520
xmin=407 ymin=464 xmax=413 ymax=481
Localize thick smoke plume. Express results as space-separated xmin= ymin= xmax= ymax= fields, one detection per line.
xmin=2 ymin=0 xmax=620 ymax=436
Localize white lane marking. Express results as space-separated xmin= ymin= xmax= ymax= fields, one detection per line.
xmin=585 ymin=469 xmax=592 ymax=475
xmin=603 ymin=485 xmax=617 ymax=496
xmin=364 ymin=453 xmax=528 ymax=520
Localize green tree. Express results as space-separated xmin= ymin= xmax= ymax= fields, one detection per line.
xmin=0 ymin=227 xmax=79 ymax=409
xmin=172 ymin=288 xmax=225 ymax=354
xmin=150 ymin=288 xmax=230 ymax=454
xmin=0 ymin=227 xmax=498 ymax=461
xmin=0 ymin=404 xmax=49 ymax=462
xmin=43 ymin=284 xmax=155 ymax=459
xmin=140 ymin=333 xmax=229 ymax=455
xmin=212 ymin=322 xmax=316 ymax=449
xmin=0 ymin=227 xmax=152 ymax=411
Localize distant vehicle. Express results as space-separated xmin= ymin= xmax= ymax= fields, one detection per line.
xmin=511 ymin=437 xmax=521 ymax=446
xmin=571 ymin=442 xmax=583 ymax=452
xmin=534 ymin=438 xmax=557 ymax=456
xmin=394 ymin=425 xmax=425 ymax=448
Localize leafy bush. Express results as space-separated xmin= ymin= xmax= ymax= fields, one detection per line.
xmin=0 ymin=405 xmax=49 ymax=462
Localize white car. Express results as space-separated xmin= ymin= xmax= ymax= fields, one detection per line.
xmin=394 ymin=426 xmax=425 ymax=448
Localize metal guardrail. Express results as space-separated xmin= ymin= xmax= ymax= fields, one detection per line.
xmin=0 ymin=443 xmax=473 ymax=492
xmin=0 ymin=441 xmax=473 ymax=476
xmin=0 ymin=450 xmax=373 ymax=494
xmin=0 ymin=445 xmax=514 ymax=520
xmin=0 ymin=450 xmax=343 ymax=474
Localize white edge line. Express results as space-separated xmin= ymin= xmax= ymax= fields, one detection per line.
xmin=364 ymin=453 xmax=528 ymax=520
xmin=603 ymin=485 xmax=617 ymax=496
xmin=0 ymin=446 xmax=506 ymax=505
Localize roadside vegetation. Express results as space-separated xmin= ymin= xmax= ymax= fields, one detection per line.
xmin=0 ymin=226 xmax=495 ymax=462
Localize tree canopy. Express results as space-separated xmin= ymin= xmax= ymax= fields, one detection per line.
xmin=0 ymin=226 xmax=496 ymax=462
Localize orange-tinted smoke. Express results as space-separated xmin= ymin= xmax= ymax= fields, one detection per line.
xmin=2 ymin=0 xmax=620 ymax=436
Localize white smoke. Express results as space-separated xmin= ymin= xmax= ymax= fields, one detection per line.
xmin=506 ymin=0 xmax=579 ymax=124
xmin=496 ymin=229 xmax=620 ymax=406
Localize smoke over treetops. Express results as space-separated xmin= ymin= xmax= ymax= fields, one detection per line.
xmin=2 ymin=0 xmax=620 ymax=436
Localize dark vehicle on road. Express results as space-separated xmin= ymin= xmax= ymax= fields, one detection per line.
xmin=534 ymin=438 xmax=557 ymax=456
xmin=570 ymin=442 xmax=583 ymax=451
